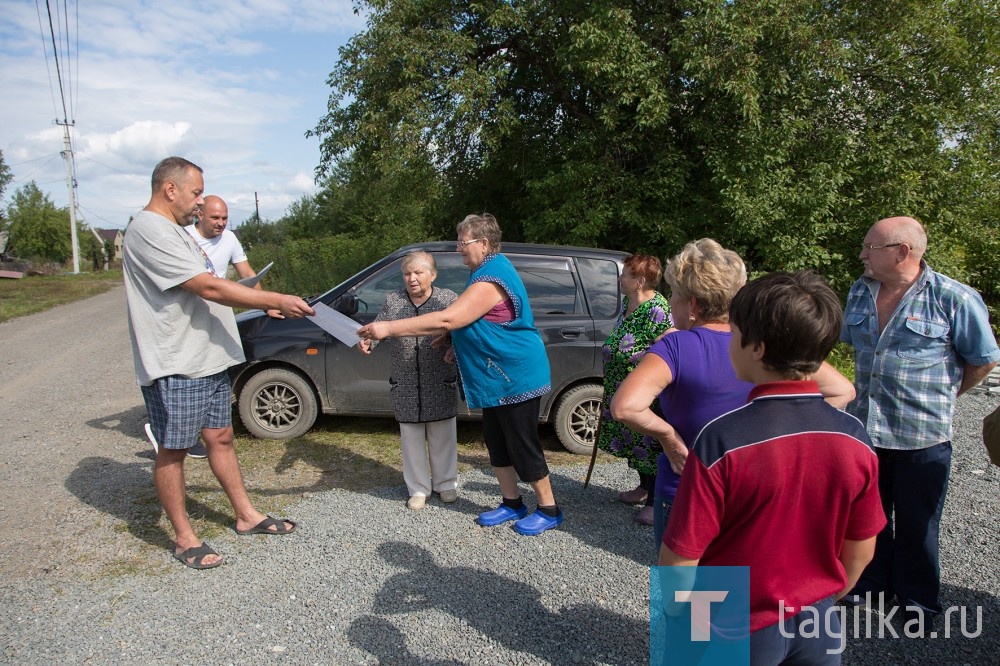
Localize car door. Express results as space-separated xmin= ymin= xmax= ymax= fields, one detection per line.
xmin=506 ymin=253 xmax=598 ymax=414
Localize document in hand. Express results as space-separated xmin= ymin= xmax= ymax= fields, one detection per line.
xmin=307 ymin=301 xmax=362 ymax=347
xmin=237 ymin=261 xmax=274 ymax=287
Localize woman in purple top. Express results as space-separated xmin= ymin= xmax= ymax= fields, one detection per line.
xmin=611 ymin=239 xmax=856 ymax=553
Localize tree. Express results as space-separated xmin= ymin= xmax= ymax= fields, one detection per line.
xmin=0 ymin=150 xmax=12 ymax=205
xmin=312 ymin=0 xmax=1000 ymax=294
xmin=0 ymin=149 xmax=13 ymax=232
xmin=5 ymin=182 xmax=74 ymax=263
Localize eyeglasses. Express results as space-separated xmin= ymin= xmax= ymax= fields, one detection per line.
xmin=456 ymin=238 xmax=485 ymax=249
xmin=861 ymin=243 xmax=902 ymax=251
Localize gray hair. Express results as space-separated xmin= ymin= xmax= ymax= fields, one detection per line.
xmin=456 ymin=213 xmax=502 ymax=253
xmin=884 ymin=217 xmax=928 ymax=255
xmin=151 ymin=156 xmax=202 ymax=192
xmin=401 ymin=251 xmax=437 ymax=273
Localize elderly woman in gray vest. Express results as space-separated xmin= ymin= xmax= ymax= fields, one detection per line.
xmin=358 ymin=251 xmax=460 ymax=510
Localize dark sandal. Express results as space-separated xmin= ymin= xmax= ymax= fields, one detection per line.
xmin=173 ymin=542 xmax=223 ymax=570
xmin=234 ymin=516 xmax=297 ymax=536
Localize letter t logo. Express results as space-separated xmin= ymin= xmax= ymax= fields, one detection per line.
xmin=675 ymin=590 xmax=729 ymax=641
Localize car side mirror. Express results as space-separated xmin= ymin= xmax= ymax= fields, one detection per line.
xmin=334 ymin=293 xmax=359 ymax=316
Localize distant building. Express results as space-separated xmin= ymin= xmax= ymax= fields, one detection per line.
xmin=97 ymin=228 xmax=124 ymax=261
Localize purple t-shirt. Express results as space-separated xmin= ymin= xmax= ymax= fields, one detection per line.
xmin=648 ymin=327 xmax=754 ymax=498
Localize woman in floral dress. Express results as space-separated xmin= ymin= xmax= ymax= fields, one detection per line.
xmin=598 ymin=254 xmax=671 ymax=525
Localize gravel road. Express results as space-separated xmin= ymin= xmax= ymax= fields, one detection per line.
xmin=0 ymin=287 xmax=997 ymax=665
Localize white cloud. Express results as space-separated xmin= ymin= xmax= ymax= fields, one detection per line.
xmin=1 ymin=0 xmax=362 ymax=228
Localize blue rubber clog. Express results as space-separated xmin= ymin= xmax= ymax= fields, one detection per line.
xmin=513 ymin=509 xmax=564 ymax=536
xmin=477 ymin=504 xmax=529 ymax=527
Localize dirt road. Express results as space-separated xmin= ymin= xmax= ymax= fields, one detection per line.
xmin=0 ymin=286 xmax=146 ymax=577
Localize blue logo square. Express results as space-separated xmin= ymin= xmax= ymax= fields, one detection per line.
xmin=650 ymin=566 xmax=750 ymax=665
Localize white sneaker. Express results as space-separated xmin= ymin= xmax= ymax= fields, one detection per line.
xmin=406 ymin=495 xmax=426 ymax=510
xmin=439 ymin=489 xmax=458 ymax=503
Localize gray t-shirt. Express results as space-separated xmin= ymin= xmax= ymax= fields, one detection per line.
xmin=123 ymin=210 xmax=245 ymax=386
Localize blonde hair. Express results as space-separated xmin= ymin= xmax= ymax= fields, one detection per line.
xmin=664 ymin=239 xmax=747 ymax=322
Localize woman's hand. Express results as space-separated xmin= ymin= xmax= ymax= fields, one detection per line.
xmin=663 ymin=444 xmax=689 ymax=475
xmin=357 ymin=338 xmax=373 ymax=355
xmin=659 ymin=431 xmax=689 ymax=475
xmin=358 ymin=321 xmax=390 ymax=340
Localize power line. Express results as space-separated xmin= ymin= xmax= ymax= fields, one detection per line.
xmin=34 ymin=1 xmax=60 ymax=123
xmin=44 ymin=0 xmax=71 ymax=124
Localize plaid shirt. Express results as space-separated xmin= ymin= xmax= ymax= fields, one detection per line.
xmin=841 ymin=263 xmax=1000 ymax=450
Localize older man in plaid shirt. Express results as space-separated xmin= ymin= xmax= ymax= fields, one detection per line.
xmin=840 ymin=216 xmax=999 ymax=628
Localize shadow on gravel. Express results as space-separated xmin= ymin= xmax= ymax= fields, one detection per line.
xmin=843 ymin=583 xmax=999 ymax=664
xmin=64 ymin=456 xmax=234 ymax=549
xmin=458 ymin=471 xmax=651 ymax=566
xmin=353 ymin=541 xmax=647 ymax=666
xmin=348 ymin=616 xmax=465 ymax=666
xmin=84 ymin=405 xmax=149 ymax=439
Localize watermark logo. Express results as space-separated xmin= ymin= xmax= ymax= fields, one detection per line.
xmin=791 ymin=593 xmax=984 ymax=653
xmin=650 ymin=566 xmax=750 ymax=666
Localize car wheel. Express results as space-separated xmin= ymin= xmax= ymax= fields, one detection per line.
xmin=238 ymin=368 xmax=318 ymax=439
xmin=552 ymin=383 xmax=604 ymax=455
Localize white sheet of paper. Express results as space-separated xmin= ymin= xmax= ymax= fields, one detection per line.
xmin=237 ymin=261 xmax=274 ymax=287
xmin=307 ymin=301 xmax=362 ymax=347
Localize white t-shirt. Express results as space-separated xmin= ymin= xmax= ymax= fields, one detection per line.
xmin=124 ymin=211 xmax=245 ymax=385
xmin=185 ymin=225 xmax=248 ymax=278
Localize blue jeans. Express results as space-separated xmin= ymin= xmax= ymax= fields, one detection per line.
xmin=653 ymin=494 xmax=673 ymax=560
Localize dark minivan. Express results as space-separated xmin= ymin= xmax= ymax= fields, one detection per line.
xmin=230 ymin=242 xmax=627 ymax=454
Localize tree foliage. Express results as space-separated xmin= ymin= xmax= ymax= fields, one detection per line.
xmin=311 ymin=0 xmax=1000 ymax=295
xmin=0 ymin=150 xmax=12 ymax=206
xmin=5 ymin=181 xmax=79 ymax=264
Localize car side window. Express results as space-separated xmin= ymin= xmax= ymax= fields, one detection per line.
xmin=352 ymin=253 xmax=468 ymax=315
xmin=508 ymin=255 xmax=580 ymax=315
xmin=575 ymin=257 xmax=622 ymax=318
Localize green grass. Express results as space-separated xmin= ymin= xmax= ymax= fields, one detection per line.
xmin=0 ymin=270 xmax=123 ymax=323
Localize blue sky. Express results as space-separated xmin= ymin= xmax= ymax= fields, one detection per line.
xmin=0 ymin=0 xmax=366 ymax=230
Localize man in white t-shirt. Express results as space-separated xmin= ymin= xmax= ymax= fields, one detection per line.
xmin=186 ymin=195 xmax=254 ymax=279
xmin=124 ymin=157 xmax=314 ymax=569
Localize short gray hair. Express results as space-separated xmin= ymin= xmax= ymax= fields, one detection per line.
xmin=456 ymin=213 xmax=502 ymax=253
xmin=401 ymin=251 xmax=437 ymax=273
xmin=151 ymin=156 xmax=201 ymax=192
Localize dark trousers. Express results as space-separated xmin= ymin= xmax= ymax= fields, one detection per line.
xmin=639 ymin=471 xmax=656 ymax=507
xmin=750 ymin=596 xmax=842 ymax=665
xmin=853 ymin=442 xmax=952 ymax=615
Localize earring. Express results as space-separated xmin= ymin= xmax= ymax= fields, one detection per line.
xmin=688 ymin=314 xmax=696 ymax=322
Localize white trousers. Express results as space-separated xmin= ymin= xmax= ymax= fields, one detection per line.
xmin=399 ymin=418 xmax=458 ymax=497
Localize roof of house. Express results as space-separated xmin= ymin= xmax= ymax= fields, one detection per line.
xmin=97 ymin=228 xmax=123 ymax=242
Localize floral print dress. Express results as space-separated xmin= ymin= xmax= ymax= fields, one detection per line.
xmin=597 ymin=293 xmax=671 ymax=475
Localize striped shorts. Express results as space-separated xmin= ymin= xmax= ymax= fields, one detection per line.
xmin=141 ymin=372 xmax=232 ymax=451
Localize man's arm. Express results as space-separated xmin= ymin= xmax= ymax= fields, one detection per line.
xmin=181 ymin=272 xmax=313 ymax=318
xmin=813 ymin=361 xmax=856 ymax=409
xmin=836 ymin=536 xmax=877 ymax=600
xmin=958 ymin=361 xmax=997 ymax=396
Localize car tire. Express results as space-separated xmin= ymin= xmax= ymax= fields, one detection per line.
xmin=552 ymin=383 xmax=604 ymax=455
xmin=238 ymin=368 xmax=318 ymax=440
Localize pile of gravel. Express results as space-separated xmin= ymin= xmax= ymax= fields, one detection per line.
xmin=2 ymin=394 xmax=997 ymax=665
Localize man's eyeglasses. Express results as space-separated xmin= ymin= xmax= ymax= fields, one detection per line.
xmin=862 ymin=243 xmax=902 ymax=251
xmin=456 ymin=238 xmax=485 ymax=248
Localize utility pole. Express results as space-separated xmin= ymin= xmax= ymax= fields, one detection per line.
xmin=57 ymin=120 xmax=81 ymax=274
xmin=255 ymin=191 xmax=260 ymax=223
